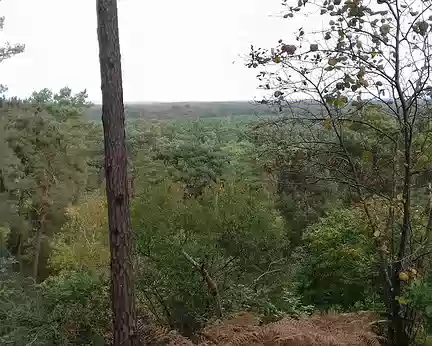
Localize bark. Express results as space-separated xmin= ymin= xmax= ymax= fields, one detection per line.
xmin=32 ymin=217 xmax=43 ymax=280
xmin=96 ymin=1 xmax=137 ymax=345
xmin=33 ymin=172 xmax=48 ymax=281
xmin=390 ymin=108 xmax=413 ymax=346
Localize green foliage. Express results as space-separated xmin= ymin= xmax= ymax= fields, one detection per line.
xmin=224 ymin=285 xmax=315 ymax=323
xmin=0 ymin=269 xmax=110 ymax=346
xmin=1 ymin=85 xmax=417 ymax=343
xmin=0 ymin=89 xmax=99 ymax=279
xmin=297 ymin=208 xmax=380 ymax=310
xmin=132 ymin=179 xmax=287 ymax=333
xmin=50 ymin=192 xmax=109 ymax=274
xmin=155 ymin=142 xmax=228 ymax=197
xmin=28 ymin=87 xmax=92 ymax=121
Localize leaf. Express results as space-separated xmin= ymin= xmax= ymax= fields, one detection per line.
xmin=371 ymin=51 xmax=377 ymax=58
xmin=399 ymin=272 xmax=409 ymax=281
xmin=323 ymin=119 xmax=332 ymax=130
xmin=362 ymin=151 xmax=373 ymax=164
xmin=426 ymin=305 xmax=432 ymax=317
xmin=328 ymin=58 xmax=338 ymax=66
xmin=396 ymin=296 xmax=409 ymax=305
xmin=334 ymin=96 xmax=348 ymax=107
xmin=310 ymin=43 xmax=318 ymax=51
xmin=380 ymin=24 xmax=390 ymax=35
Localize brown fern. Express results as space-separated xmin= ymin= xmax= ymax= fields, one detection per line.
xmin=137 ymin=312 xmax=383 ymax=346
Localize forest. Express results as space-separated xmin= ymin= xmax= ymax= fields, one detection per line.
xmin=3 ymin=0 xmax=432 ymax=345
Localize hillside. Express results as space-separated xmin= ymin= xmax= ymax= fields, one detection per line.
xmin=84 ymin=101 xmax=278 ymax=121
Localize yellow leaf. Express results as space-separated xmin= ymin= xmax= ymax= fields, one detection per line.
xmin=323 ymin=119 xmax=332 ymax=130
xmin=396 ymin=296 xmax=409 ymax=305
xmin=362 ymin=150 xmax=373 ymax=164
xmin=409 ymin=268 xmax=418 ymax=276
xmin=399 ymin=272 xmax=409 ymax=281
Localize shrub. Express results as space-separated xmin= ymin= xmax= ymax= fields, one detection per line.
xmin=297 ymin=209 xmax=381 ymax=310
xmin=132 ymin=180 xmax=288 ymax=334
xmin=0 ymin=268 xmax=110 ymax=345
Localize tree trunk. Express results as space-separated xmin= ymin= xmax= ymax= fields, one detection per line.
xmin=32 ymin=221 xmax=42 ymax=280
xmin=182 ymin=250 xmax=223 ymax=319
xmin=33 ymin=172 xmax=48 ymax=282
xmin=96 ymin=1 xmax=137 ymax=345
xmin=389 ymin=107 xmax=413 ymax=346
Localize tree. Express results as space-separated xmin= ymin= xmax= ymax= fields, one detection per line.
xmin=132 ymin=180 xmax=287 ymax=334
xmin=1 ymin=105 xmax=91 ymax=280
xmin=96 ymin=0 xmax=137 ymax=345
xmin=297 ymin=208 xmax=380 ymax=310
xmin=247 ymin=0 xmax=432 ymax=344
xmin=28 ymin=87 xmax=92 ymax=120
xmin=0 ymin=1 xmax=24 ymax=98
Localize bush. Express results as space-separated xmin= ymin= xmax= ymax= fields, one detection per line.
xmin=296 ymin=208 xmax=381 ymax=311
xmin=50 ymin=192 xmax=109 ymax=274
xmin=132 ymin=180 xmax=288 ymax=334
xmin=0 ymin=268 xmax=110 ymax=345
xmin=224 ymin=284 xmax=315 ymax=323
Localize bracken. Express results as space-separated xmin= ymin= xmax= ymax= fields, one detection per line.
xmin=139 ymin=311 xmax=384 ymax=346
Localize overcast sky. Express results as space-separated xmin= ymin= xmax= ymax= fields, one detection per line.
xmin=0 ymin=0 xmax=315 ymax=103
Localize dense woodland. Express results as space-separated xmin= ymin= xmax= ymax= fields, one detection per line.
xmin=0 ymin=88 xmax=388 ymax=345
xmin=3 ymin=0 xmax=432 ymax=345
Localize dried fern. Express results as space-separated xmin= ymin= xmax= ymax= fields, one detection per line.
xmin=137 ymin=311 xmax=382 ymax=346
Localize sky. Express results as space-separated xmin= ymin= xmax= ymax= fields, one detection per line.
xmin=0 ymin=0 xmax=311 ymax=103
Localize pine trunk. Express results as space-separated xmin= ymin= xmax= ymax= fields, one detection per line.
xmin=96 ymin=1 xmax=137 ymax=345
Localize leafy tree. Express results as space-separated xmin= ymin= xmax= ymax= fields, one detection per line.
xmin=28 ymin=87 xmax=92 ymax=121
xmin=50 ymin=191 xmax=109 ymax=274
xmin=297 ymin=208 xmax=380 ymax=310
xmin=247 ymin=0 xmax=432 ymax=343
xmin=0 ymin=3 xmax=24 ymax=98
xmin=0 ymin=269 xmax=110 ymax=346
xmin=154 ymin=140 xmax=228 ymax=197
xmin=132 ymin=179 xmax=287 ymax=334
xmin=2 ymin=108 xmax=90 ymax=280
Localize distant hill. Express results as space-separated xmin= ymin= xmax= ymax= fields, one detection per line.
xmin=84 ymin=101 xmax=278 ymax=121
xmin=84 ymin=99 xmax=409 ymax=122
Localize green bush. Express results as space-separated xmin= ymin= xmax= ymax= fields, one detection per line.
xmin=296 ymin=208 xmax=381 ymax=310
xmin=0 ymin=267 xmax=110 ymax=345
xmin=132 ymin=180 xmax=288 ymax=334
xmin=224 ymin=284 xmax=315 ymax=323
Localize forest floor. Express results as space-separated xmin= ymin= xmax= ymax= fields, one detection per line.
xmin=140 ymin=311 xmax=383 ymax=346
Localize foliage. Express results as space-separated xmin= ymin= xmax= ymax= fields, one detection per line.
xmin=132 ymin=179 xmax=287 ymax=334
xmin=50 ymin=191 xmax=109 ymax=274
xmin=28 ymin=87 xmax=92 ymax=121
xmin=0 ymin=89 xmax=98 ymax=280
xmin=0 ymin=7 xmax=24 ymax=96
xmin=247 ymin=0 xmax=432 ymax=342
xmin=297 ymin=208 xmax=380 ymax=310
xmin=0 ymin=268 xmax=110 ymax=346
xmin=224 ymin=284 xmax=315 ymax=323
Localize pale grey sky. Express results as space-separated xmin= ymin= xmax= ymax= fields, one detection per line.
xmin=0 ymin=0 xmax=310 ymax=103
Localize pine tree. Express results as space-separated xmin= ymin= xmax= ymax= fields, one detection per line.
xmin=96 ymin=0 xmax=137 ymax=344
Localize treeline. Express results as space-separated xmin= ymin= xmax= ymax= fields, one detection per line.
xmin=84 ymin=101 xmax=277 ymax=121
